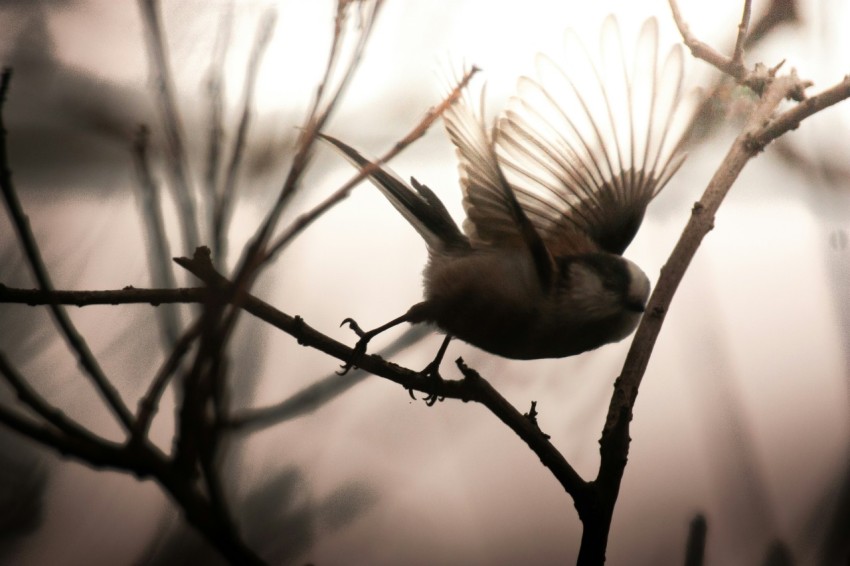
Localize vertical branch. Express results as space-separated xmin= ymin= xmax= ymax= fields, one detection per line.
xmin=577 ymin=0 xmax=828 ymax=557
xmin=203 ymin=1 xmax=234 ymax=242
xmin=0 ymin=69 xmax=134 ymax=432
xmin=196 ymin=1 xmax=385 ymax=410
xmin=138 ymin=0 xmax=201 ymax=253
xmin=246 ymin=0 xmax=384 ymax=264
xmin=134 ymin=319 xmax=202 ymax=440
xmin=212 ymin=9 xmax=277 ymax=266
xmin=732 ymin=0 xmax=752 ymax=66
xmin=264 ymin=64 xmax=479 ymax=259
xmin=684 ymin=514 xmax=708 ymax=566
xmin=131 ymin=125 xmax=181 ymax=346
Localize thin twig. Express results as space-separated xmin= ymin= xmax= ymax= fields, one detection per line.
xmin=204 ymin=1 xmax=233 ymax=226
xmin=732 ymin=0 xmax=752 ymax=67
xmin=137 ymin=0 xmax=200 ymax=252
xmin=0 ymin=282 xmax=428 ymax=432
xmin=0 ymin=69 xmax=135 ymax=432
xmin=668 ymin=0 xmax=748 ymax=81
xmin=0 ymin=353 xmax=109 ymax=445
xmin=131 ymin=124 xmax=181 ymax=346
xmin=264 ymin=65 xmax=480 ymax=260
xmin=213 ymin=8 xmax=277 ymax=265
xmin=134 ymin=319 xmax=203 ymax=440
xmin=0 ymin=404 xmax=140 ymax=471
xmin=752 ymin=74 xmax=850 ymax=145
xmin=192 ymin=2 xmax=387 ymax=428
xmin=244 ymin=0 xmax=384 ymax=268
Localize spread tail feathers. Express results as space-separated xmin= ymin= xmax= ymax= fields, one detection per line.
xmin=319 ymin=133 xmax=469 ymax=252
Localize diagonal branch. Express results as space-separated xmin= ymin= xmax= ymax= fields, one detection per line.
xmin=212 ymin=7 xmax=277 ymax=265
xmin=131 ymin=124 xmax=181 ymax=346
xmin=0 ymin=69 xmax=135 ymax=432
xmin=752 ymin=74 xmax=850 ymax=145
xmin=264 ymin=65 xmax=480 ymax=260
xmin=172 ymin=247 xmax=589 ymax=497
xmin=134 ymin=318 xmax=203 ymax=440
xmin=581 ymin=3 xmax=850 ymax=563
xmin=669 ymin=0 xmax=750 ymax=81
xmin=0 ymin=353 xmax=111 ymax=446
xmin=246 ymin=0 xmax=385 ymax=266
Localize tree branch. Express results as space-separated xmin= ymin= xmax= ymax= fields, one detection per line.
xmin=577 ymin=2 xmax=850 ymax=563
xmin=171 ymin=247 xmax=590 ymax=497
xmin=264 ymin=65 xmax=480 ymax=261
xmin=137 ymin=0 xmax=200 ymax=252
xmin=0 ymin=284 xmax=207 ymax=306
xmin=752 ymin=74 xmax=850 ymax=146
xmin=0 ymin=69 xmax=135 ymax=432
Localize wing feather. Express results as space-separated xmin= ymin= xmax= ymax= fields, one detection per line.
xmin=446 ymin=16 xmax=693 ymax=258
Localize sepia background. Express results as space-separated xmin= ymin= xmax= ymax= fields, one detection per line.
xmin=0 ymin=0 xmax=848 ymax=564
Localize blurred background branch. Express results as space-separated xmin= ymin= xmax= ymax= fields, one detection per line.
xmin=0 ymin=0 xmax=848 ymax=564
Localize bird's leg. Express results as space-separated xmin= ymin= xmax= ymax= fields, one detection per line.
xmin=418 ymin=334 xmax=452 ymax=406
xmin=338 ymin=312 xmax=411 ymax=375
xmin=420 ymin=334 xmax=452 ymax=379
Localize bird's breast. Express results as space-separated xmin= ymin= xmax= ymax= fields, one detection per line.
xmin=419 ymin=250 xmax=640 ymax=359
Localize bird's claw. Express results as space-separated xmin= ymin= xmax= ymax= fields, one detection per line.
xmin=338 ymin=317 xmax=372 ymax=375
xmin=340 ymin=317 xmax=367 ymax=338
xmin=407 ymin=359 xmax=445 ymax=406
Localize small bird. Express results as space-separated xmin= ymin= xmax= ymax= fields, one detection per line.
xmin=325 ymin=16 xmax=692 ymax=374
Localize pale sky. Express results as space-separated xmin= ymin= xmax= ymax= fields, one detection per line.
xmin=1 ymin=1 xmax=849 ymax=565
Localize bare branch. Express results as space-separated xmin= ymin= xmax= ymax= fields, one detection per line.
xmin=668 ymin=0 xmax=805 ymax=101
xmin=134 ymin=319 xmax=203 ymax=440
xmin=668 ymin=0 xmax=747 ymax=80
xmin=137 ymin=0 xmax=200 ymax=252
xmin=0 ymin=403 xmax=140 ymax=471
xmin=607 ymin=74 xmax=797 ymax=435
xmin=577 ymin=2 xmax=850 ymax=553
xmin=752 ymin=74 xmax=850 ymax=146
xmin=247 ymin=0 xmax=384 ymax=263
xmin=174 ymin=247 xmax=588 ymax=497
xmin=212 ymin=8 xmax=277 ymax=264
xmin=182 ymin=4 xmax=387 ymax=425
xmin=203 ymin=2 xmax=233 ymax=219
xmin=264 ymin=65 xmax=480 ymax=260
xmin=131 ymin=124 xmax=181 ymax=346
xmin=0 ymin=69 xmax=135 ymax=432
xmin=0 ymin=285 xmax=206 ymax=306
xmin=732 ymin=0 xmax=752 ymax=67
xmin=0 ymin=353 xmax=109 ymax=446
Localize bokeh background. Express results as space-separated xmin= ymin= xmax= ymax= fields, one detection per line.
xmin=0 ymin=0 xmax=848 ymax=564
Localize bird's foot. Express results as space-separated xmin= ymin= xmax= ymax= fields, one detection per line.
xmin=338 ymin=317 xmax=376 ymax=375
xmin=408 ymin=335 xmax=452 ymax=406
xmin=419 ymin=359 xmax=445 ymax=406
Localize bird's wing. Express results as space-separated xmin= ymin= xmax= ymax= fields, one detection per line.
xmin=443 ymin=81 xmax=556 ymax=286
xmin=449 ymin=16 xmax=692 ymax=258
